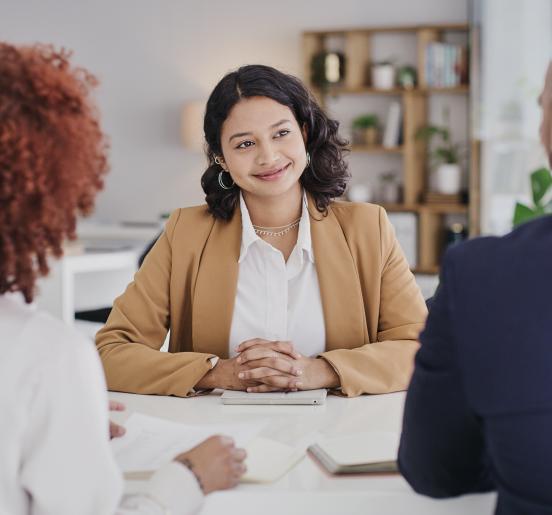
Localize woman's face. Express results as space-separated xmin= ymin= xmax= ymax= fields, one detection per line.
xmin=219 ymin=96 xmax=307 ymax=200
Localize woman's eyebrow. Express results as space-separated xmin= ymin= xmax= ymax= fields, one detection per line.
xmin=270 ymin=119 xmax=292 ymax=128
xmin=228 ymin=119 xmax=292 ymax=143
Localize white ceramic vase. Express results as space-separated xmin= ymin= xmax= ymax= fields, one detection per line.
xmin=434 ymin=163 xmax=462 ymax=194
xmin=371 ymin=64 xmax=395 ymax=90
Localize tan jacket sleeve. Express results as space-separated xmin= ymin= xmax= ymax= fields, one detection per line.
xmin=320 ymin=207 xmax=427 ymax=397
xmin=95 ymin=210 xmax=215 ymax=397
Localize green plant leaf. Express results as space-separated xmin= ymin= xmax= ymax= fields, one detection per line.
xmin=352 ymin=114 xmax=379 ymax=128
xmin=513 ymin=202 xmax=539 ymax=227
xmin=530 ymin=167 xmax=552 ymax=205
xmin=415 ymin=125 xmax=449 ymax=142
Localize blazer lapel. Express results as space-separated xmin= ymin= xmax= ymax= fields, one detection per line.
xmin=192 ymin=209 xmax=241 ymax=358
xmin=309 ymin=201 xmax=367 ymax=350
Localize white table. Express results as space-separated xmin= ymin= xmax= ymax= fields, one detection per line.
xmin=36 ymin=249 xmax=140 ymax=324
xmin=109 ymin=390 xmax=496 ymax=515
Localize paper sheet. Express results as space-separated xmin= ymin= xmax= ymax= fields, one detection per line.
xmin=241 ymin=437 xmax=305 ymax=483
xmin=111 ymin=413 xmax=266 ymax=472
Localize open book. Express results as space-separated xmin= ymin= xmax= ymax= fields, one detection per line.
xmin=308 ymin=431 xmax=399 ymax=475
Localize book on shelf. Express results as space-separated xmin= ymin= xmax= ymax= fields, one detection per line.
xmin=425 ymin=42 xmax=468 ymax=88
xmin=382 ymin=101 xmax=402 ymax=148
xmin=424 ymin=192 xmax=465 ymax=204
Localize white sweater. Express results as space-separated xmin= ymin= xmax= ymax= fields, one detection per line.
xmin=0 ymin=294 xmax=203 ymax=515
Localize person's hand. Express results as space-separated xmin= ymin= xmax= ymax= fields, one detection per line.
xmin=195 ymin=339 xmax=301 ymax=391
xmin=195 ymin=355 xmax=259 ymax=391
xmin=175 ymin=436 xmax=247 ymax=494
xmin=235 ymin=339 xmax=303 ymax=392
xmin=109 ymin=400 xmax=126 ymax=439
xmin=238 ymin=343 xmax=341 ymax=392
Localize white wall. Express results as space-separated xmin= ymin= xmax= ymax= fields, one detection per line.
xmin=476 ymin=0 xmax=552 ymax=234
xmin=0 ymin=0 xmax=467 ymax=222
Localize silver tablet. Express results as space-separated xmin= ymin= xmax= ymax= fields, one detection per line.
xmin=220 ymin=388 xmax=327 ymax=405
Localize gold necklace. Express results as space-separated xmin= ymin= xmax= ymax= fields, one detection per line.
xmin=253 ymin=217 xmax=301 ymax=237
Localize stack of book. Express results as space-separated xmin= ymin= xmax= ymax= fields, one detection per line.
xmin=382 ymin=101 xmax=402 ymax=148
xmin=424 ymin=43 xmax=468 ymax=88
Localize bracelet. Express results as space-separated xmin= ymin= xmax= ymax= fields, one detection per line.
xmin=179 ymin=457 xmax=205 ymax=493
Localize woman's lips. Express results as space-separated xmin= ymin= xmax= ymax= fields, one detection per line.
xmin=254 ymin=162 xmax=291 ymax=181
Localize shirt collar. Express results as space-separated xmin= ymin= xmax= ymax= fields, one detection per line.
xmin=238 ymin=191 xmax=314 ymax=264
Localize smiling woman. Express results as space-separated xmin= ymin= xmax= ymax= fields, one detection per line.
xmin=96 ymin=64 xmax=428 ymax=398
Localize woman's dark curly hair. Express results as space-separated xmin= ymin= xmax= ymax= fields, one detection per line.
xmin=201 ymin=64 xmax=350 ymax=219
xmin=0 ymin=42 xmax=109 ymax=303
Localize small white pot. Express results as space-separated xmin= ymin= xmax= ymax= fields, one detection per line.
xmin=434 ymin=163 xmax=462 ymax=194
xmin=371 ymin=65 xmax=395 ymax=90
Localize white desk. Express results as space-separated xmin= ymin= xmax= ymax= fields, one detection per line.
xmin=109 ymin=390 xmax=496 ymax=515
xmin=35 ymin=249 xmax=140 ymax=324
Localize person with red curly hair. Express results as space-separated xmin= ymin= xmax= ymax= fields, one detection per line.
xmin=0 ymin=42 xmax=245 ymax=515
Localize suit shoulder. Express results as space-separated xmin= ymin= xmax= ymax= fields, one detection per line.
xmin=168 ymin=204 xmax=213 ymax=229
xmin=329 ymin=201 xmax=382 ymax=225
xmin=448 ymin=215 xmax=552 ymax=266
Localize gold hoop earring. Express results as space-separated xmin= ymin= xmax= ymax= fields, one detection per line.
xmin=214 ymin=156 xmax=224 ymax=166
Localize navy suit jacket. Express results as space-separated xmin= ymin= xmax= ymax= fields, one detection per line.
xmin=399 ymin=215 xmax=552 ymax=515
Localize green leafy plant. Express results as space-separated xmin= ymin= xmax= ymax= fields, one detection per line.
xmin=352 ymin=114 xmax=379 ymax=129
xmin=415 ymin=125 xmax=461 ymax=166
xmin=513 ymin=167 xmax=552 ymax=226
xmin=398 ymin=65 xmax=417 ymax=88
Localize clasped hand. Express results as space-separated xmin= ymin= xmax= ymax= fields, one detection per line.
xmin=202 ymin=338 xmax=339 ymax=392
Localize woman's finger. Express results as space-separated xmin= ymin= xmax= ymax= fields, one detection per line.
xmin=236 ymin=339 xmax=300 ymax=359
xmin=271 ymin=341 xmax=301 ymax=359
xmin=246 ymin=384 xmax=283 ymax=393
xmin=109 ymin=420 xmax=126 ymax=439
xmin=240 ymin=359 xmax=302 ymax=378
xmin=235 ymin=338 xmax=271 ymax=353
xmin=237 ymin=346 xmax=298 ymax=365
xmin=239 ymin=366 xmax=288 ymax=381
xmin=108 ymin=400 xmax=125 ymax=411
xmin=246 ymin=375 xmax=302 ymax=391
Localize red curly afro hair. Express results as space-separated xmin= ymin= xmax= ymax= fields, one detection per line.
xmin=0 ymin=42 xmax=109 ymax=303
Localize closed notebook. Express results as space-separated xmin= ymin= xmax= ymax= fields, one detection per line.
xmin=308 ymin=431 xmax=399 ymax=474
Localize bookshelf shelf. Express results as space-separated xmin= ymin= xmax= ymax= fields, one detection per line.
xmin=425 ymin=85 xmax=469 ymax=94
xmin=303 ymin=23 xmax=476 ymax=275
xmin=328 ymin=86 xmax=469 ymax=96
xmin=350 ymin=145 xmax=404 ymax=154
xmin=378 ymin=203 xmax=468 ymax=214
xmin=411 ymin=266 xmax=440 ymax=275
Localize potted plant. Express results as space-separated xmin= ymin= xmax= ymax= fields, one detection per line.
xmin=513 ymin=167 xmax=552 ymax=226
xmin=378 ymin=171 xmax=401 ymax=203
xmin=371 ymin=60 xmax=395 ymax=90
xmin=416 ymin=124 xmax=463 ymax=194
xmin=352 ymin=114 xmax=380 ymax=146
xmin=397 ymin=65 xmax=417 ymax=89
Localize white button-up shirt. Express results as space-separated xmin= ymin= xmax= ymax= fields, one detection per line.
xmin=228 ymin=192 xmax=326 ymax=358
xmin=0 ymin=293 xmax=203 ymax=515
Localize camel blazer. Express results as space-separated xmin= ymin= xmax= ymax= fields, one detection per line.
xmin=96 ymin=199 xmax=427 ymax=397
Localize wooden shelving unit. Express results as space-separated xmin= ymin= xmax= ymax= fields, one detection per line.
xmin=302 ymin=23 xmax=476 ymax=274
xmin=350 ymin=145 xmax=404 ymax=154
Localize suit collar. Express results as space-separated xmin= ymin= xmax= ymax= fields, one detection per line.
xmin=191 ymin=194 xmax=367 ymax=357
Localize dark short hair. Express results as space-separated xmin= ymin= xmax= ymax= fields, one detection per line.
xmin=201 ymin=64 xmax=350 ymax=220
